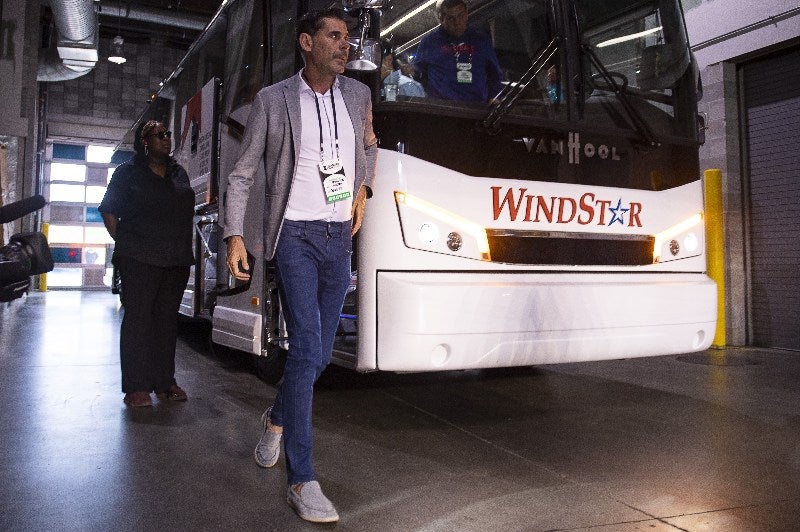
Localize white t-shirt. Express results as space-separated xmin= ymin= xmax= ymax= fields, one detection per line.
xmin=285 ymin=73 xmax=356 ymax=222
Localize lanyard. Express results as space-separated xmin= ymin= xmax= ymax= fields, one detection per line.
xmin=312 ymin=85 xmax=340 ymax=161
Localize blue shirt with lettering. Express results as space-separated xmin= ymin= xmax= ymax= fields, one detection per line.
xmin=413 ymin=27 xmax=503 ymax=102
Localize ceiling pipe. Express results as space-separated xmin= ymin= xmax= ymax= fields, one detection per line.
xmin=38 ymin=1 xmax=210 ymax=82
xmin=97 ymin=1 xmax=209 ymax=32
xmin=37 ymin=43 xmax=94 ymax=81
xmin=37 ymin=0 xmax=98 ymax=82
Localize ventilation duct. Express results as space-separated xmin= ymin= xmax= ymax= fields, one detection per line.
xmin=97 ymin=1 xmax=209 ymax=32
xmin=37 ymin=40 xmax=94 ymax=82
xmin=37 ymin=1 xmax=211 ymax=82
xmin=37 ymin=0 xmax=98 ymax=82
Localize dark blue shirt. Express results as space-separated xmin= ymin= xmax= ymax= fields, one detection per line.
xmin=99 ymin=155 xmax=195 ymax=267
xmin=413 ymin=27 xmax=503 ymax=102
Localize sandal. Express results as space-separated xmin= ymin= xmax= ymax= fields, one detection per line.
xmin=124 ymin=391 xmax=153 ymax=407
xmin=156 ymin=384 xmax=188 ymax=402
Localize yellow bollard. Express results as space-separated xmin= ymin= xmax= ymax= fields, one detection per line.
xmin=704 ymin=169 xmax=725 ymax=347
xmin=39 ymin=223 xmax=49 ymax=292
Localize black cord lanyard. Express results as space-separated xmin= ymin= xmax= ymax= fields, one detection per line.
xmin=312 ymin=84 xmax=340 ymax=162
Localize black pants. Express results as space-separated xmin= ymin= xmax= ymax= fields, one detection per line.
xmin=116 ymin=255 xmax=190 ymax=393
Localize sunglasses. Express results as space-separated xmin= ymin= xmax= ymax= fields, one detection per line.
xmin=147 ymin=130 xmax=172 ymax=140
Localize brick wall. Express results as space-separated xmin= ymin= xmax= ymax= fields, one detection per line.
xmin=45 ymin=35 xmax=187 ymax=142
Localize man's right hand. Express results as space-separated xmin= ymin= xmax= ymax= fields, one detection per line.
xmin=226 ymin=235 xmax=251 ymax=281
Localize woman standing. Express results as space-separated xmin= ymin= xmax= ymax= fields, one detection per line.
xmin=99 ymin=120 xmax=195 ymax=407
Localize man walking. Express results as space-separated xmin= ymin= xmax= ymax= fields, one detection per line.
xmin=223 ymin=8 xmax=378 ymax=523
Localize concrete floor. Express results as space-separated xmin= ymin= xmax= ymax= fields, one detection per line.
xmin=1 ymin=291 xmax=799 ymax=531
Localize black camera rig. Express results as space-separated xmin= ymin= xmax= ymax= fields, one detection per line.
xmin=0 ymin=195 xmax=54 ymax=302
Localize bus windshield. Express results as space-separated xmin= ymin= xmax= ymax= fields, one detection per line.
xmin=375 ymin=0 xmax=700 ymax=191
xmin=574 ymin=0 xmax=696 ymax=140
xmin=382 ymin=0 xmax=558 ymax=118
xmin=379 ymin=0 xmax=696 ymax=138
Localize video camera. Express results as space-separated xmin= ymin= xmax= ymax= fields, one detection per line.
xmin=0 ymin=195 xmax=54 ymax=302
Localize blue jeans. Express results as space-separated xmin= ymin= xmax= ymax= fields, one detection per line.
xmin=269 ymin=219 xmax=352 ymax=485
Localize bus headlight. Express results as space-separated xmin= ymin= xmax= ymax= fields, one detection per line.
xmin=418 ymin=222 xmax=439 ymax=245
xmin=447 ymin=232 xmax=463 ymax=251
xmin=395 ymin=191 xmax=491 ymax=261
xmin=653 ymin=213 xmax=704 ymax=263
xmin=683 ymin=231 xmax=699 ymax=253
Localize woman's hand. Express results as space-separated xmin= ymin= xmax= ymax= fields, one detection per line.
xmin=101 ymin=213 xmax=118 ymax=240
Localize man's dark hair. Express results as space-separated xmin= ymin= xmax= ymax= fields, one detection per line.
xmin=297 ymin=8 xmax=348 ymax=40
xmin=435 ymin=0 xmax=467 ymax=19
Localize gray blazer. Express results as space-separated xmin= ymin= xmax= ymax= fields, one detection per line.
xmin=223 ymin=72 xmax=378 ymax=260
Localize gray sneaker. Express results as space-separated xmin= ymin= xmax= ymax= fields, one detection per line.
xmin=254 ymin=406 xmax=281 ymax=468
xmin=286 ymin=481 xmax=339 ymax=523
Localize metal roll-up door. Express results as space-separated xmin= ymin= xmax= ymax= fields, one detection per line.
xmin=741 ymin=46 xmax=800 ymax=350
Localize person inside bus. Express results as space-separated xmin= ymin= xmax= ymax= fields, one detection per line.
xmin=545 ymin=64 xmax=565 ymax=103
xmin=380 ymin=40 xmax=425 ymax=99
xmin=404 ymin=0 xmax=503 ymax=102
xmin=223 ymin=8 xmax=377 ymax=524
xmin=98 ymin=120 xmax=194 ymax=408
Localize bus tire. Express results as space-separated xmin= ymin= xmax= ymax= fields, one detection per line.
xmin=254 ymin=346 xmax=287 ymax=385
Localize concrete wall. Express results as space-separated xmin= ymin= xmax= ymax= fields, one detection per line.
xmin=0 ymin=0 xmax=42 ymax=235
xmin=695 ymin=61 xmax=748 ymax=345
xmin=2 ymin=1 xmax=189 ymax=236
xmin=685 ymin=0 xmax=800 ymax=70
xmin=682 ymin=0 xmax=800 ymax=345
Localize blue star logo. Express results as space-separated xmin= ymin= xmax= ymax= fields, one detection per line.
xmin=608 ymin=198 xmax=629 ymax=226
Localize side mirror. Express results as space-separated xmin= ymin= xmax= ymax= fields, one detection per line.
xmin=697 ymin=112 xmax=707 ymax=145
xmin=345 ymin=7 xmax=381 ymax=71
xmin=692 ymin=52 xmax=703 ymax=101
xmin=346 ymin=38 xmax=381 ymax=70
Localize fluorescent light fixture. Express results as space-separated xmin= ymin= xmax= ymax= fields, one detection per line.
xmin=596 ymin=26 xmax=662 ymax=48
xmin=380 ymin=0 xmax=437 ymax=37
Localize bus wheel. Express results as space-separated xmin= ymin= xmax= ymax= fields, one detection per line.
xmin=254 ymin=346 xmax=287 ymax=385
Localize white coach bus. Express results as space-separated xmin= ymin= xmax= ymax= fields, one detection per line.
xmin=124 ymin=0 xmax=716 ymax=373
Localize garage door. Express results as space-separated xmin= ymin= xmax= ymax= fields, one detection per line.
xmin=741 ymin=46 xmax=800 ymax=350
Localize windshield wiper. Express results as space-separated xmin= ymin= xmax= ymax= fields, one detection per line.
xmin=482 ymin=36 xmax=561 ymax=134
xmin=581 ymin=43 xmax=660 ymax=151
